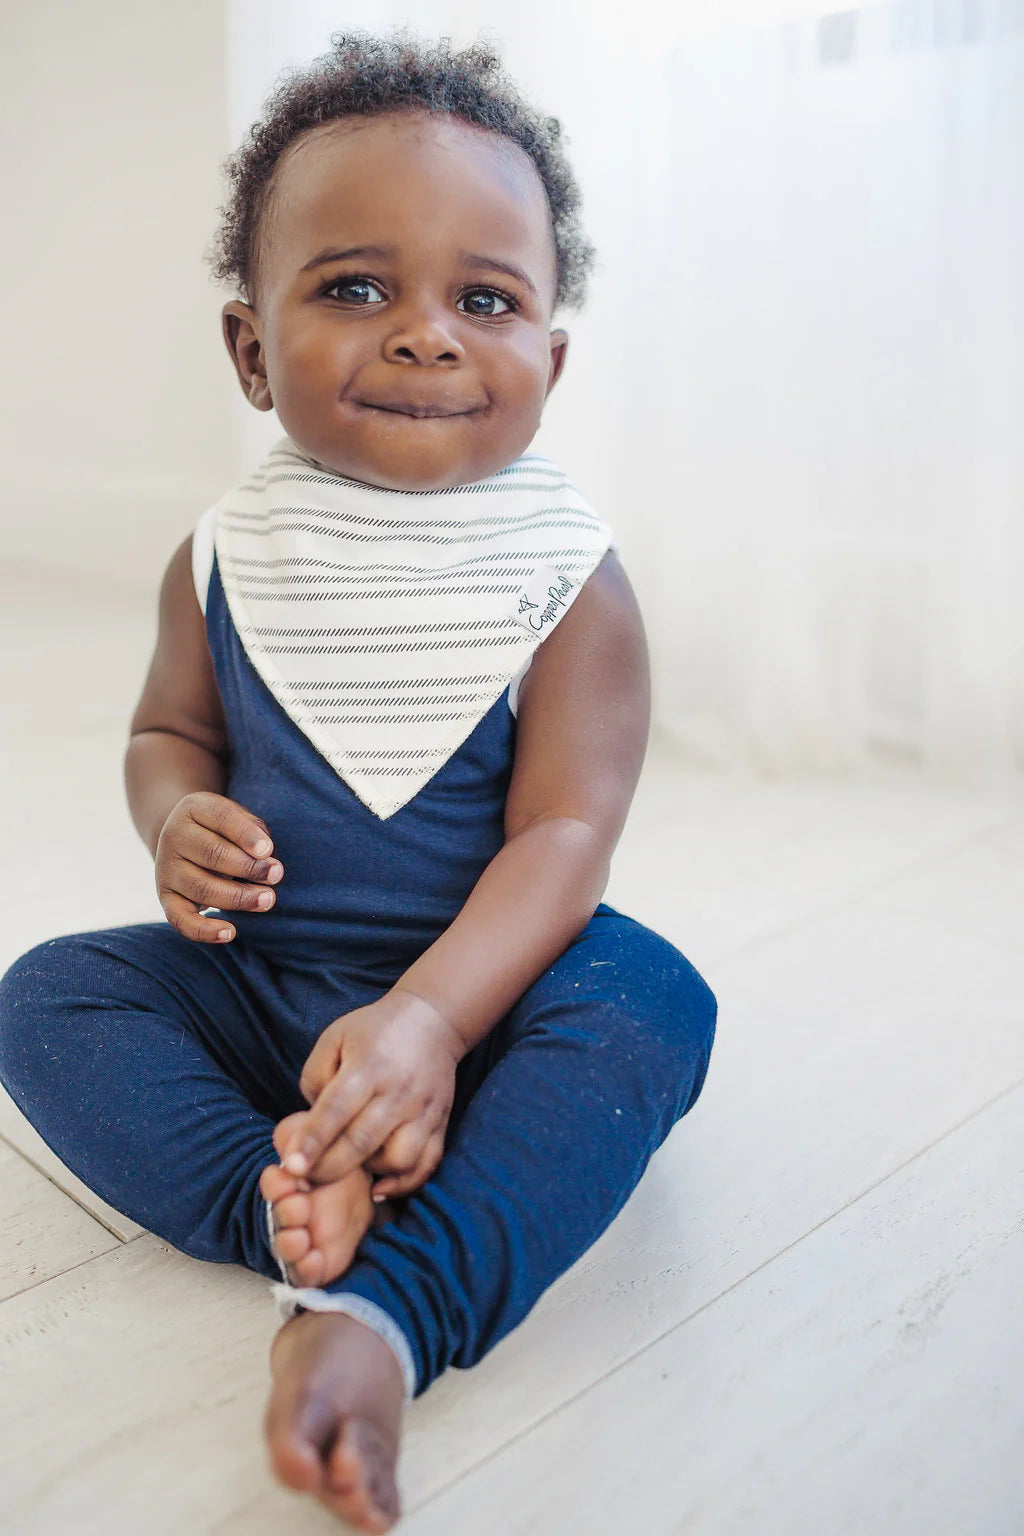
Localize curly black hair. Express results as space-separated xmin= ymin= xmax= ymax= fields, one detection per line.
xmin=207 ymin=28 xmax=597 ymax=316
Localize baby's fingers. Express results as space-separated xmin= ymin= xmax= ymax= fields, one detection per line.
xmin=304 ymin=1115 xmax=422 ymax=1183
xmin=179 ymin=824 xmax=284 ymax=888
xmin=371 ymin=1129 xmax=445 ymax=1199
xmin=272 ymin=1112 xmax=312 ymax=1165
xmin=160 ymin=889 xmax=237 ymax=945
xmin=168 ymin=856 xmax=279 ymax=915
xmin=362 ymin=1119 xmax=432 ymax=1181
xmin=282 ymin=1085 xmax=390 ymax=1180
xmin=181 ymin=793 xmax=275 ymax=861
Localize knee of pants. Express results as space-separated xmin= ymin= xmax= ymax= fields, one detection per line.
xmin=675 ymin=965 xmax=717 ymax=1117
xmin=605 ymin=921 xmax=718 ymax=1125
xmin=654 ymin=949 xmax=716 ymax=1120
xmin=0 ymin=934 xmax=84 ymax=1100
xmin=0 ymin=929 xmax=148 ymax=1114
xmin=518 ymin=912 xmax=718 ymax=1130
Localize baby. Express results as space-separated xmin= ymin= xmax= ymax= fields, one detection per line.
xmin=0 ymin=29 xmax=717 ymax=1533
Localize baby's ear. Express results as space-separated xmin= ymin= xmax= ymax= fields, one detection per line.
xmin=546 ymin=329 xmax=569 ymax=396
xmin=221 ymin=300 xmax=274 ymax=411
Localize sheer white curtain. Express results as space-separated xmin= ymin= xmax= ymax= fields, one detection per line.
xmin=230 ymin=0 xmax=1024 ymax=789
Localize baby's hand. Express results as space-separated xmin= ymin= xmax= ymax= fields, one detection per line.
xmin=281 ymin=988 xmax=466 ymax=1199
xmin=155 ymin=792 xmax=284 ymax=943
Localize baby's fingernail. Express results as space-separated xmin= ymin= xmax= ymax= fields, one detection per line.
xmin=372 ymin=1192 xmax=387 ymax=1203
xmin=283 ymin=1152 xmax=308 ymax=1175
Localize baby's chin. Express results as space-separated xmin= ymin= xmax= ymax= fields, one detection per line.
xmin=288 ymin=408 xmax=520 ymax=492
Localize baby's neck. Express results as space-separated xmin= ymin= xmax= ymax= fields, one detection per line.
xmin=285 ymin=435 xmax=523 ymax=494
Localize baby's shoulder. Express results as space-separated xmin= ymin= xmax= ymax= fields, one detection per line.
xmin=517 ymin=549 xmax=647 ymax=718
xmin=190 ymin=504 xmax=219 ymax=617
xmin=129 ymin=531 xmax=226 ymax=749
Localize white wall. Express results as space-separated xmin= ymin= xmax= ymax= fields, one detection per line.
xmin=223 ymin=0 xmax=874 ymax=472
xmin=4 ymin=1 xmax=1021 ymax=785
xmin=0 ymin=0 xmax=234 ymax=594
xmin=0 ymin=0 xmax=914 ymax=574
xmin=225 ymin=1 xmax=1024 ymax=789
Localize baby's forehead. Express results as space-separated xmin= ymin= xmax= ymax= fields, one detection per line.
xmin=262 ymin=113 xmax=554 ymax=289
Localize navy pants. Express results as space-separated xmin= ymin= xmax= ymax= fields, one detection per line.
xmin=0 ymin=903 xmax=715 ymax=1398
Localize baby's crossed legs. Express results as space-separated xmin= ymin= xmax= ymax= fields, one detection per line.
xmin=0 ymin=909 xmax=716 ymax=1529
xmin=0 ymin=924 xmax=421 ymax=1526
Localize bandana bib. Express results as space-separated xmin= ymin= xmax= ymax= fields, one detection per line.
xmin=208 ymin=437 xmax=614 ymax=818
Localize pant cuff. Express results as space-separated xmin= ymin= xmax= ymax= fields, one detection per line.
xmin=264 ymin=1199 xmax=417 ymax=1403
xmin=270 ymin=1283 xmax=418 ymax=1403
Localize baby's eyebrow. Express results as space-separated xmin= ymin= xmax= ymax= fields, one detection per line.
xmin=299 ymin=244 xmax=395 ymax=274
xmin=461 ymin=252 xmax=538 ymax=298
xmin=298 ymin=244 xmax=538 ymax=297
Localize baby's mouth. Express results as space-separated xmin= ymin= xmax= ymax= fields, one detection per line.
xmin=352 ymin=398 xmax=476 ymax=419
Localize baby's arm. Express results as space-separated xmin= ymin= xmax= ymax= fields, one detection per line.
xmin=397 ymin=548 xmax=650 ymax=1049
xmin=126 ymin=537 xmax=284 ymax=940
xmin=126 ymin=538 xmax=229 ymax=854
xmin=285 ymin=549 xmax=650 ymax=1188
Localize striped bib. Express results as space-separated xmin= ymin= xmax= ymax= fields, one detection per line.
xmin=207 ymin=436 xmax=615 ymax=819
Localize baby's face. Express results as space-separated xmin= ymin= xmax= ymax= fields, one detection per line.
xmin=222 ymin=111 xmax=568 ymax=490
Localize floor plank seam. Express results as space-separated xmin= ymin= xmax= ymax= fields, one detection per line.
xmin=406 ymin=1067 xmax=1024 ymax=1516
xmin=0 ymin=1239 xmax=125 ymax=1311
xmin=0 ymin=1129 xmax=136 ymax=1245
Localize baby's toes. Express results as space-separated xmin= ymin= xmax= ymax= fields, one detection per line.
xmin=273 ymin=1192 xmax=312 ymax=1231
xmin=303 ymin=1181 xmax=374 ymax=1287
xmin=291 ymin=1248 xmax=326 ymax=1288
xmin=261 ymin=1163 xmax=302 ymax=1203
xmin=273 ymin=1111 xmax=312 ymax=1160
xmin=274 ymin=1226 xmax=312 ymax=1265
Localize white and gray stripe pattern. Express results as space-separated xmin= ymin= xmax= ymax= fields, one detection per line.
xmin=210 ymin=437 xmax=614 ymax=818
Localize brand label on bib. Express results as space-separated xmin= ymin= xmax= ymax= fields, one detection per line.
xmin=509 ymin=567 xmax=581 ymax=637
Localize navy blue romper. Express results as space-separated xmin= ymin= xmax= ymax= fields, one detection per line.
xmin=0 ymin=551 xmax=717 ymax=1400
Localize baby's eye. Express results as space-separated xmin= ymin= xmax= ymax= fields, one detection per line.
xmin=458 ymin=289 xmax=514 ymax=318
xmin=325 ymin=277 xmax=385 ymax=305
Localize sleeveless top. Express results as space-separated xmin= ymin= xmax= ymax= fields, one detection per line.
xmin=196 ymin=547 xmax=519 ymax=975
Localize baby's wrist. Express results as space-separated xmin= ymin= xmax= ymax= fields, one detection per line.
xmin=387 ymin=983 xmax=468 ymax=1062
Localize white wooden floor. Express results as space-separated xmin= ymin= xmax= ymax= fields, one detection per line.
xmin=1 ymin=564 xmax=1022 ymax=1534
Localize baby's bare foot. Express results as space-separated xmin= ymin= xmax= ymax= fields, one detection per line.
xmin=260 ymin=1160 xmax=375 ymax=1288
xmin=265 ymin=1309 xmax=406 ymax=1531
xmin=261 ymin=1114 xmax=398 ymax=1288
